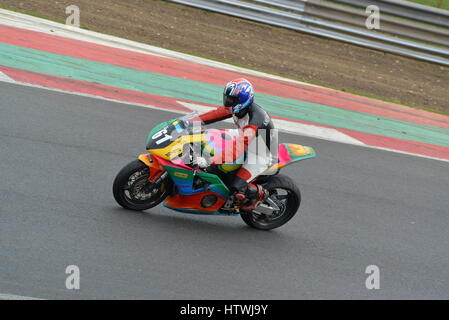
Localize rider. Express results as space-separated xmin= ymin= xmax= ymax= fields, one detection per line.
xmin=194 ymin=78 xmax=277 ymax=210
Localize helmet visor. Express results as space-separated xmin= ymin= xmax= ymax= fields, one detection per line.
xmin=223 ymin=95 xmax=239 ymax=108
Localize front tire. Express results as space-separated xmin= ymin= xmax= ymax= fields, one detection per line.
xmin=240 ymin=174 xmax=301 ymax=230
xmin=113 ymin=159 xmax=170 ymax=211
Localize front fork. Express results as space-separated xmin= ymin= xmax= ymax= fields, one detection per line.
xmin=137 ymin=154 xmax=164 ymax=182
xmin=137 ymin=153 xmax=171 ymax=196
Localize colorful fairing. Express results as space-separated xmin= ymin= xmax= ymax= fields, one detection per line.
xmin=204 ymin=129 xmax=243 ymax=173
xmin=152 ymin=155 xmax=230 ymax=215
xmin=142 ymin=114 xmax=316 ymax=215
xmin=266 ymin=143 xmax=316 ymax=174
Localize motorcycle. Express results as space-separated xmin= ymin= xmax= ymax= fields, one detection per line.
xmin=113 ymin=112 xmax=316 ymax=230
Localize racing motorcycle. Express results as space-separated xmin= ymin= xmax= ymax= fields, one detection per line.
xmin=113 ymin=112 xmax=316 ymax=230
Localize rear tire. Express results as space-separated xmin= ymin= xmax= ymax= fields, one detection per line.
xmin=113 ymin=159 xmax=170 ymax=211
xmin=240 ymin=174 xmax=301 ymax=230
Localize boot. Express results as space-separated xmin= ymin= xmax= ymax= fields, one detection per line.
xmin=237 ymin=184 xmax=268 ymax=212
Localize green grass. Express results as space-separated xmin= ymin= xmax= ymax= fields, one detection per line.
xmin=406 ymin=0 xmax=449 ymax=10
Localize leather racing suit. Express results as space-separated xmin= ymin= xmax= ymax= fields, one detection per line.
xmin=197 ymin=103 xmax=278 ymax=193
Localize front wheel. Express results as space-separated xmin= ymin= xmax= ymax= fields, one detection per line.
xmin=240 ymin=174 xmax=301 ymax=230
xmin=113 ymin=159 xmax=170 ymax=211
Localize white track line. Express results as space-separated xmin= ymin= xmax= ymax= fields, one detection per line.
xmin=0 ymin=71 xmax=16 ymax=83
xmin=1 ymin=79 xmax=447 ymax=163
xmin=178 ymin=101 xmax=365 ymax=145
xmin=0 ymin=78 xmax=182 ymax=114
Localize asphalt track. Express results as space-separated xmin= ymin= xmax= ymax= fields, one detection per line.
xmin=1 ymin=82 xmax=448 ymax=299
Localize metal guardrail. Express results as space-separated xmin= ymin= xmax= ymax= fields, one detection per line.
xmin=333 ymin=0 xmax=449 ymax=28
xmin=252 ymin=0 xmax=449 ymax=47
xmin=306 ymin=0 xmax=449 ymax=47
xmin=167 ymin=0 xmax=449 ymax=66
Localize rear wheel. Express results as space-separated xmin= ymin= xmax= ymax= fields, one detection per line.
xmin=113 ymin=159 xmax=170 ymax=211
xmin=240 ymin=174 xmax=301 ymax=230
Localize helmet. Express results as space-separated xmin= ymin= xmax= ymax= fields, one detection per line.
xmin=223 ymin=78 xmax=255 ymax=118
